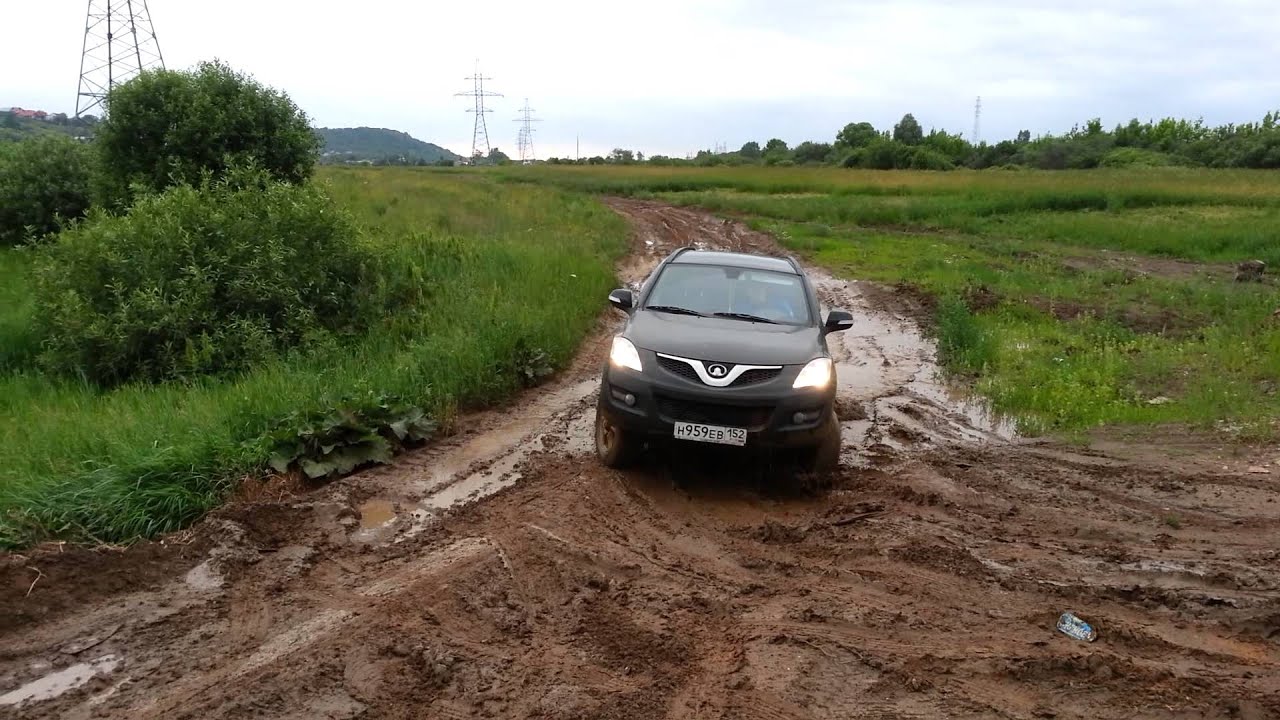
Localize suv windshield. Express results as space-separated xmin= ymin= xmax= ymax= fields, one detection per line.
xmin=644 ymin=264 xmax=811 ymax=325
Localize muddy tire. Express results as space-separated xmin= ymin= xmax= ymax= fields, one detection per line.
xmin=800 ymin=410 xmax=841 ymax=476
xmin=595 ymin=404 xmax=640 ymax=469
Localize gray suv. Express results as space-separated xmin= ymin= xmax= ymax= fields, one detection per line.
xmin=594 ymin=247 xmax=853 ymax=472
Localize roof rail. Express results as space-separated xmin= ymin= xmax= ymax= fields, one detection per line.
xmin=670 ymin=246 xmax=696 ymax=259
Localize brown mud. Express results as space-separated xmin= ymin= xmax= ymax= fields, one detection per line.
xmin=2 ymin=199 xmax=1278 ymax=719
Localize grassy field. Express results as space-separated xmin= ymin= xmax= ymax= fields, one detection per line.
xmin=0 ymin=169 xmax=628 ymax=547
xmin=500 ymin=165 xmax=1280 ymax=439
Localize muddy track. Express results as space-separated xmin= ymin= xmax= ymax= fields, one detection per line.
xmin=2 ymin=200 xmax=1278 ymax=719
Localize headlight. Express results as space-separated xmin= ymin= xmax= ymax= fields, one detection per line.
xmin=610 ymin=336 xmax=643 ymax=372
xmin=793 ymin=357 xmax=833 ymax=389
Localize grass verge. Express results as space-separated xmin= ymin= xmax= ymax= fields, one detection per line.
xmin=0 ymin=169 xmax=628 ymax=548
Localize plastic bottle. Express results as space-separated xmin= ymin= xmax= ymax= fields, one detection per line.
xmin=1056 ymin=611 xmax=1097 ymax=642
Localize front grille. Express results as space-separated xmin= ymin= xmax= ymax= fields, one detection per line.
xmin=654 ymin=394 xmax=774 ymax=430
xmin=657 ymin=355 xmax=702 ymax=383
xmin=657 ymin=356 xmax=783 ymax=388
xmin=731 ymin=368 xmax=782 ymax=387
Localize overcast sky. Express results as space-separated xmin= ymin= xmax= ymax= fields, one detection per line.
xmin=4 ymin=1 xmax=1279 ymax=158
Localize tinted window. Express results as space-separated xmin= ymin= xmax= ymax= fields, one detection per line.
xmin=644 ymin=264 xmax=811 ymax=325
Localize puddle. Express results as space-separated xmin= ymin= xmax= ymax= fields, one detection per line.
xmin=409 ymin=379 xmax=597 ymax=496
xmin=357 ymin=499 xmax=396 ymax=530
xmin=0 ymin=655 xmax=120 ymax=707
xmin=420 ymin=468 xmax=524 ymax=512
xmin=813 ymin=273 xmax=1017 ymax=449
xmin=349 ymin=499 xmax=400 ymax=544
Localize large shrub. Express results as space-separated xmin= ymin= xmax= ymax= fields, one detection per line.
xmin=33 ymin=170 xmax=376 ymax=385
xmin=0 ymin=135 xmax=94 ymax=246
xmin=94 ymin=60 xmax=320 ymax=207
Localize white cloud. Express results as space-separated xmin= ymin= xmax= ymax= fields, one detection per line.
xmin=2 ymin=0 xmax=1278 ymax=158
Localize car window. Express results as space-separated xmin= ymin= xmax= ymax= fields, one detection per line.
xmin=644 ymin=264 xmax=811 ymax=325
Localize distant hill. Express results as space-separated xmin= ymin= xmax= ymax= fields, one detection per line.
xmin=316 ymin=127 xmax=461 ymax=165
xmin=0 ymin=112 xmax=94 ymax=144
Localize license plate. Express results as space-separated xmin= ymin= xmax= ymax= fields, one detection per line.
xmin=673 ymin=422 xmax=747 ymax=446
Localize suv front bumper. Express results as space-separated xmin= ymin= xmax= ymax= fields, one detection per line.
xmin=598 ymin=360 xmax=836 ymax=449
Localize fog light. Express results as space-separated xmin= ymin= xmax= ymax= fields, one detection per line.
xmin=792 ymin=409 xmax=821 ymax=425
xmin=624 ymin=393 xmax=636 ymax=407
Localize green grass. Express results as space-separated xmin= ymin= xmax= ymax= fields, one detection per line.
xmin=499 ymin=165 xmax=1280 ymax=440
xmin=0 ymin=249 xmax=37 ymax=373
xmin=0 ymin=168 xmax=628 ymax=548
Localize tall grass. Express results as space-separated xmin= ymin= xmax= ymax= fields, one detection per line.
xmin=495 ymin=164 xmax=1280 ymax=204
xmin=0 ymin=249 xmax=36 ymax=373
xmin=0 ymin=169 xmax=628 ymax=547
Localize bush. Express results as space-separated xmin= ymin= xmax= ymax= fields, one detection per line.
xmin=0 ymin=135 xmax=94 ymax=246
xmin=909 ymin=147 xmax=955 ymax=170
xmin=94 ymin=60 xmax=320 ymax=207
xmin=861 ymin=139 xmax=909 ymax=170
xmin=33 ymin=169 xmax=377 ymax=385
xmin=1099 ymin=147 xmax=1185 ymax=168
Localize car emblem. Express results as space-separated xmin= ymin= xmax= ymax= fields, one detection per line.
xmin=707 ymin=364 xmax=729 ymax=379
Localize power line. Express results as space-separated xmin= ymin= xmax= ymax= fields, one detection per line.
xmin=514 ymin=99 xmax=542 ymax=164
xmin=76 ymin=0 xmax=165 ymax=117
xmin=454 ymin=60 xmax=503 ymax=161
xmin=973 ymin=95 xmax=982 ymax=146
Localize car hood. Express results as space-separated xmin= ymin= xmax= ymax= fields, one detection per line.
xmin=627 ymin=311 xmax=821 ymax=366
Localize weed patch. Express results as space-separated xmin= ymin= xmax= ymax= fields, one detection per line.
xmin=0 ymin=169 xmax=628 ymax=547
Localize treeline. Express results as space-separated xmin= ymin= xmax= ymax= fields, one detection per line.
xmin=319 ymin=153 xmax=457 ymax=167
xmin=546 ymin=111 xmax=1280 ymax=170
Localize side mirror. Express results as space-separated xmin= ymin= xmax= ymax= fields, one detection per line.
xmin=608 ymin=288 xmax=634 ymax=312
xmin=824 ymin=310 xmax=854 ymax=333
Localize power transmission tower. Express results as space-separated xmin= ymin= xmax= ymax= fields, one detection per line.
xmin=514 ymin=99 xmax=542 ymax=164
xmin=76 ymin=0 xmax=165 ymax=117
xmin=454 ymin=61 xmax=502 ymax=162
xmin=973 ymin=96 xmax=982 ymax=145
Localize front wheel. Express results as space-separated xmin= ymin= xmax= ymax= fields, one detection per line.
xmin=595 ymin=404 xmax=640 ymax=469
xmin=800 ymin=409 xmax=841 ymax=475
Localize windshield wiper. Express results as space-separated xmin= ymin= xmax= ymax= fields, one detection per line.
xmin=713 ymin=312 xmax=778 ymax=324
xmin=646 ymin=305 xmax=706 ymax=318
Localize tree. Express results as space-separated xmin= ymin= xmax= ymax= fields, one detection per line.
xmin=0 ymin=135 xmax=94 ymax=246
xmin=0 ymin=112 xmax=17 ymax=130
xmin=764 ymin=138 xmax=788 ymax=154
xmin=1016 ymin=129 xmax=1032 ymax=144
xmin=609 ymin=148 xmax=636 ymax=164
xmin=892 ymin=114 xmax=924 ymax=145
xmin=94 ymin=59 xmax=320 ymax=207
xmin=792 ymin=141 xmax=834 ymax=164
xmin=836 ymin=122 xmax=878 ymax=149
xmin=738 ymin=141 xmax=761 ymax=159
xmin=487 ymin=147 xmax=511 ymax=164
xmin=861 ymin=139 xmax=908 ymax=170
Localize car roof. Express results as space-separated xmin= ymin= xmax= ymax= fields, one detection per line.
xmin=669 ymin=249 xmax=799 ymax=275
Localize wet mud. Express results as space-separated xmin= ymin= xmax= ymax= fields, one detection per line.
xmin=1 ymin=199 xmax=1278 ymax=719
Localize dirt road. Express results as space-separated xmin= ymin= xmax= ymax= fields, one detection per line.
xmin=2 ymin=200 xmax=1278 ymax=719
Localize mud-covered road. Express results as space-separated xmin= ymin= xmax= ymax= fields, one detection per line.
xmin=3 ymin=200 xmax=1278 ymax=719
